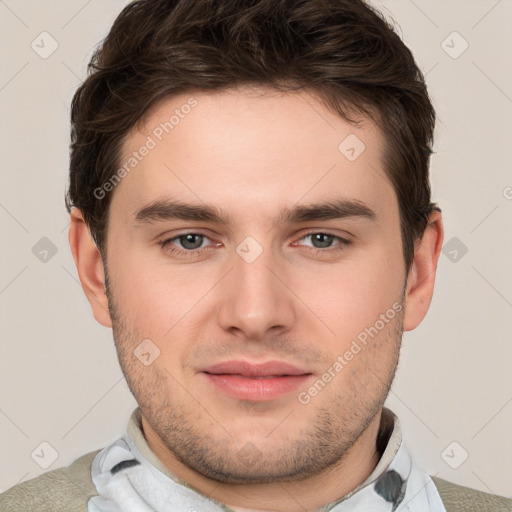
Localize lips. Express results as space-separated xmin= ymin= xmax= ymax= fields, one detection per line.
xmin=203 ymin=360 xmax=309 ymax=377
xmin=201 ymin=360 xmax=313 ymax=401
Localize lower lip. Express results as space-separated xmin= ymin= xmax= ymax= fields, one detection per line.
xmin=203 ymin=373 xmax=312 ymax=401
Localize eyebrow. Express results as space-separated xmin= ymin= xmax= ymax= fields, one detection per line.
xmin=133 ymin=198 xmax=376 ymax=225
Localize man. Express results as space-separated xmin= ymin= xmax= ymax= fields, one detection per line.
xmin=1 ymin=0 xmax=510 ymax=510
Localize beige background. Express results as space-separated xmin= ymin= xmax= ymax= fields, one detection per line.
xmin=0 ymin=0 xmax=511 ymax=498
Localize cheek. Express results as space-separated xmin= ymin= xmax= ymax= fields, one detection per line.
xmin=298 ymin=248 xmax=404 ymax=344
xmin=108 ymin=249 xmax=220 ymax=340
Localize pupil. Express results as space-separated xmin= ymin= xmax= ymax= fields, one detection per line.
xmin=181 ymin=234 xmax=203 ymax=249
xmin=313 ymin=234 xmax=333 ymax=248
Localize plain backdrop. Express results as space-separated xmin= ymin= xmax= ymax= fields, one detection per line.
xmin=0 ymin=0 xmax=511 ymax=498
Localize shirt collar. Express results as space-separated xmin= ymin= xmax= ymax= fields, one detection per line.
xmin=89 ymin=407 xmax=446 ymax=512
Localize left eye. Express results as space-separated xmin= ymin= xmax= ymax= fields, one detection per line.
xmin=298 ymin=233 xmax=339 ymax=249
xmin=164 ymin=233 xmax=211 ymax=251
xmin=160 ymin=233 xmax=211 ymax=254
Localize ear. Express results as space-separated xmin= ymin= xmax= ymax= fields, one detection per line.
xmin=403 ymin=209 xmax=444 ymax=331
xmin=68 ymin=208 xmax=112 ymax=328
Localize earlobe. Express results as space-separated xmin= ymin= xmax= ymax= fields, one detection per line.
xmin=403 ymin=210 xmax=444 ymax=332
xmin=68 ymin=209 xmax=112 ymax=328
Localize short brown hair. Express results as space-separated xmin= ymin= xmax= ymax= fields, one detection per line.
xmin=66 ymin=0 xmax=438 ymax=271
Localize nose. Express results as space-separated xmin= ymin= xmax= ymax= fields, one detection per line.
xmin=217 ymin=245 xmax=296 ymax=341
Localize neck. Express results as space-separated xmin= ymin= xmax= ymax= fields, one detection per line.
xmin=142 ymin=410 xmax=384 ymax=512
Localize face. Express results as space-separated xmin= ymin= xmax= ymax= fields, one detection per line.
xmin=103 ymin=87 xmax=407 ymax=484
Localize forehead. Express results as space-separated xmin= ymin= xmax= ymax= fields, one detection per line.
xmin=111 ymin=87 xmax=396 ymax=226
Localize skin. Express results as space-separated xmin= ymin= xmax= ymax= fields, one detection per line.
xmin=69 ymin=87 xmax=443 ymax=512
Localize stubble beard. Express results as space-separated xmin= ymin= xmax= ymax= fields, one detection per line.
xmin=104 ymin=271 xmax=404 ymax=484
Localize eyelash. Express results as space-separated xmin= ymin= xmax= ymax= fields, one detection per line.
xmin=159 ymin=231 xmax=351 ymax=258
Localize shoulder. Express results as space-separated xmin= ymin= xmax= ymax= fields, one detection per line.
xmin=0 ymin=449 xmax=100 ymax=512
xmin=431 ymin=475 xmax=512 ymax=512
